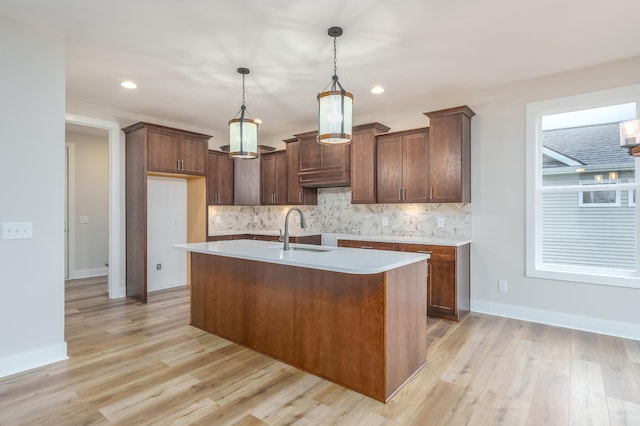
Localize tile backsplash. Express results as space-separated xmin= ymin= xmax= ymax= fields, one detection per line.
xmin=208 ymin=187 xmax=470 ymax=239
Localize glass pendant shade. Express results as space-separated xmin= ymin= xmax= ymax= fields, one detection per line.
xmin=318 ymin=89 xmax=353 ymax=144
xmin=229 ymin=113 xmax=258 ymax=159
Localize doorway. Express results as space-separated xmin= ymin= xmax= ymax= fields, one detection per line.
xmin=64 ymin=114 xmax=124 ymax=299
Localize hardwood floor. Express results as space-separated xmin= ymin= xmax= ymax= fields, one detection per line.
xmin=1 ymin=277 xmax=639 ymax=425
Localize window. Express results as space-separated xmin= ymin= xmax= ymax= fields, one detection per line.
xmin=578 ymin=188 xmax=620 ymax=207
xmin=526 ymin=85 xmax=640 ymax=288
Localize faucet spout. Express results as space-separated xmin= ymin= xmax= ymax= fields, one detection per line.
xmin=283 ymin=207 xmax=307 ymax=251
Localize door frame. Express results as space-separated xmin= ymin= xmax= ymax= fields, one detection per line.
xmin=65 ymin=114 xmax=124 ymax=299
xmin=64 ymin=142 xmax=76 ymax=280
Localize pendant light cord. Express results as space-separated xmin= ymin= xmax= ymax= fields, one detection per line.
xmin=333 ymin=36 xmax=338 ymax=78
xmin=241 ymin=73 xmax=246 ymax=107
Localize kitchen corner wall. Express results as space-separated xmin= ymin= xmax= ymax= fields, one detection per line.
xmin=208 ymin=187 xmax=470 ymax=239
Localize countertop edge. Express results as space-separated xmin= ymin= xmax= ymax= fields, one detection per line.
xmin=175 ymin=241 xmax=429 ymax=275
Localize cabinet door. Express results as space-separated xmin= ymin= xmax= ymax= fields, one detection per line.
xmin=429 ymin=114 xmax=462 ymax=202
xmin=234 ymin=158 xmax=260 ymax=206
xmin=262 ymin=152 xmax=287 ymax=205
xmin=274 ymin=152 xmax=287 ymax=205
xmin=402 ymin=131 xmax=429 ymax=203
xmin=286 ymin=140 xmax=317 ymax=205
xmin=398 ymin=243 xmax=456 ymax=316
xmin=261 ymin=153 xmax=277 ymax=205
xmin=147 ymin=129 xmax=179 ymax=173
xmin=180 ymin=136 xmax=207 ymax=175
xmin=428 ymin=257 xmax=456 ymax=316
xmin=299 ymin=133 xmax=322 ymax=175
xmin=351 ymin=129 xmax=377 ymax=204
xmin=376 ymin=135 xmax=403 ymax=203
xmin=207 ymin=151 xmax=234 ymax=205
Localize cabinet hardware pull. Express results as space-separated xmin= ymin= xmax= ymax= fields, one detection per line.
xmin=398 ymin=188 xmax=402 ymax=200
xmin=360 ymin=246 xmax=374 ymax=249
xmin=418 ymin=250 xmax=432 ymax=254
xmin=177 ymin=160 xmax=180 ymax=170
xmin=429 ymin=185 xmax=433 ymax=200
xmin=403 ymin=188 xmax=407 ymax=200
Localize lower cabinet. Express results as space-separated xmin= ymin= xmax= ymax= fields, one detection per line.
xmin=338 ymin=239 xmax=470 ymax=321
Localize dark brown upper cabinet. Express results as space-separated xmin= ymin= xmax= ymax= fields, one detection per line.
xmin=424 ymin=106 xmax=475 ymax=203
xmin=123 ymin=123 xmax=209 ymax=176
xmin=296 ymin=130 xmax=351 ymax=187
xmin=284 ymin=137 xmax=317 ymax=205
xmin=349 ymin=123 xmax=390 ymax=204
xmin=376 ymin=128 xmax=430 ymax=203
xmin=260 ymin=151 xmax=287 ymax=205
xmin=207 ymin=150 xmax=234 ymax=205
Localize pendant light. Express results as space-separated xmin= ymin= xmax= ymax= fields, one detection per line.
xmin=229 ymin=67 xmax=259 ymax=159
xmin=317 ymin=26 xmax=353 ymax=145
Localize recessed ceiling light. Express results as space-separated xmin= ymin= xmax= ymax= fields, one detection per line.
xmin=121 ymin=80 xmax=137 ymax=89
xmin=371 ymin=86 xmax=384 ymax=94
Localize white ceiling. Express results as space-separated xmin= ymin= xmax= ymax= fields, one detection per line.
xmin=2 ymin=0 xmax=640 ymax=145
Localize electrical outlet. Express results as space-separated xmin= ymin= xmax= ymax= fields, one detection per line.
xmin=498 ymin=280 xmax=508 ymax=292
xmin=215 ymin=216 xmax=221 ymax=224
xmin=253 ymin=215 xmax=258 ymax=223
xmin=382 ymin=216 xmax=389 ymax=227
xmin=437 ymin=217 xmax=445 ymax=228
xmin=156 ymin=263 xmax=162 ymax=270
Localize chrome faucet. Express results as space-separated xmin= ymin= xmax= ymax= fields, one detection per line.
xmin=283 ymin=207 xmax=307 ymax=250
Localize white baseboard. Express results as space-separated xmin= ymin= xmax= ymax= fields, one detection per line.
xmin=472 ymin=300 xmax=640 ymax=341
xmin=72 ymin=267 xmax=109 ymax=279
xmin=0 ymin=342 xmax=68 ymax=379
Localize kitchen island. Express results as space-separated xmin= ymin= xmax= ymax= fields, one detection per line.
xmin=175 ymin=239 xmax=429 ymax=402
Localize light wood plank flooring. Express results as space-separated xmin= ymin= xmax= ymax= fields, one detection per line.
xmin=1 ymin=277 xmax=639 ymax=425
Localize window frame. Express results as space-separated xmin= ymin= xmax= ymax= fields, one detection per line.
xmin=526 ymin=85 xmax=640 ymax=289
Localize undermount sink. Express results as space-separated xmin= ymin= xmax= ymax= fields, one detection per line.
xmin=268 ymin=244 xmax=333 ymax=253
xmin=289 ymin=247 xmax=333 ymax=253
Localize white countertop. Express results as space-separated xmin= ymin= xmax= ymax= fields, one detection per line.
xmin=174 ymin=240 xmax=429 ymax=275
xmin=208 ymin=230 xmax=470 ymax=246
xmin=208 ymin=230 xmax=320 ymax=238
xmin=327 ymin=233 xmax=471 ymax=247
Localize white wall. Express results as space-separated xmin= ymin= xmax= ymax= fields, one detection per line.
xmin=0 ymin=16 xmax=67 ymax=377
xmin=147 ymin=177 xmax=187 ymax=292
xmin=66 ymin=131 xmax=109 ymax=278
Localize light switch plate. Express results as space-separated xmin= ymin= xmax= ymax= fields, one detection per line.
xmin=2 ymin=222 xmax=33 ymax=240
xmin=79 ymin=215 xmax=89 ymax=224
xmin=437 ymin=217 xmax=445 ymax=228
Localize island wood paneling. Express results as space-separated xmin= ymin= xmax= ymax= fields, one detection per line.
xmin=189 ymin=252 xmax=427 ymax=402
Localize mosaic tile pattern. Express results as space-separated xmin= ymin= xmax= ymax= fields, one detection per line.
xmin=208 ymin=187 xmax=470 ymax=239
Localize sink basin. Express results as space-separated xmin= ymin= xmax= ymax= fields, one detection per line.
xmin=268 ymin=244 xmax=333 ymax=253
xmin=289 ymin=247 xmax=332 ymax=253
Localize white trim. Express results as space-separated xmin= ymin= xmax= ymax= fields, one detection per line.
xmin=65 ymin=143 xmax=76 ymax=279
xmin=472 ymin=300 xmax=640 ymax=341
xmin=64 ymin=114 xmax=125 ymax=299
xmin=73 ymin=267 xmax=109 ymax=279
xmin=526 ymin=85 xmax=640 ymax=288
xmin=0 ymin=342 xmax=68 ymax=379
